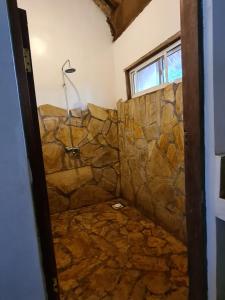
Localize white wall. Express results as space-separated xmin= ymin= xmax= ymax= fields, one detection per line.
xmin=18 ymin=0 xmax=116 ymax=109
xmin=18 ymin=0 xmax=180 ymax=108
xmin=113 ymin=0 xmax=181 ymax=101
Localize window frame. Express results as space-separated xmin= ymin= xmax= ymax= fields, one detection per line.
xmin=129 ymin=40 xmax=182 ymax=98
xmin=125 ymin=32 xmax=181 ymax=99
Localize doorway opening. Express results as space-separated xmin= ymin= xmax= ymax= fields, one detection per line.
xmin=8 ymin=0 xmax=206 ymax=299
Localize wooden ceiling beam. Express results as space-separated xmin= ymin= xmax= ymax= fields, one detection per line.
xmin=110 ymin=0 xmax=152 ymax=40
xmin=103 ymin=0 xmax=118 ymax=10
xmin=93 ymin=0 xmax=152 ymax=40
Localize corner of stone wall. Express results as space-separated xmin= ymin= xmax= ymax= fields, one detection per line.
xmin=38 ymin=103 xmax=120 ymax=214
xmin=117 ymin=83 xmax=186 ymax=242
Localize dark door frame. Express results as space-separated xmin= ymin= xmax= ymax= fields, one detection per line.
xmin=6 ymin=1 xmax=60 ymax=299
xmin=6 ymin=0 xmax=207 ymax=299
xmin=181 ymin=1 xmax=207 ymax=299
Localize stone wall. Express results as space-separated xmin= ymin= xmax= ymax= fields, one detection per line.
xmin=38 ymin=103 xmax=120 ymax=214
xmin=117 ymin=83 xmax=186 ymax=241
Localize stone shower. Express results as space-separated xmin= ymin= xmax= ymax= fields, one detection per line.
xmin=38 ymin=82 xmax=188 ymax=299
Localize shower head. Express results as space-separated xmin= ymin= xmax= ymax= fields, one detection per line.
xmin=62 ymin=59 xmax=76 ymax=74
xmin=65 ymin=67 xmax=76 ymax=74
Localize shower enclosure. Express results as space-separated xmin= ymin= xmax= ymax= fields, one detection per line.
xmin=38 ymin=82 xmax=189 ymax=299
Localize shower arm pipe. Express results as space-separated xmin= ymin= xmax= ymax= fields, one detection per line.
xmin=62 ymin=71 xmax=70 ymax=117
xmin=63 ymin=72 xmax=81 ymax=103
xmin=62 ymin=59 xmax=71 ymax=72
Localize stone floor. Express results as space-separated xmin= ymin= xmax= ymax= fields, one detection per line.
xmin=51 ymin=200 xmax=189 ymax=300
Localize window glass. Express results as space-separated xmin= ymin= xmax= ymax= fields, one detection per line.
xmin=134 ymin=59 xmax=161 ymax=94
xmin=129 ymin=40 xmax=182 ymax=97
xmin=167 ymin=46 xmax=182 ymax=82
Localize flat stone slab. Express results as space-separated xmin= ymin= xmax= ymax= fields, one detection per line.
xmin=46 ymin=167 xmax=93 ymax=194
xmin=51 ymin=201 xmax=189 ymax=299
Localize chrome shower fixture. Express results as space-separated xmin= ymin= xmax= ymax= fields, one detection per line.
xmin=61 ymin=59 xmax=81 ymax=117
xmin=61 ymin=59 xmax=82 ymax=156
xmin=62 ymin=59 xmax=76 ymax=74
xmin=65 ymin=146 xmax=80 ymax=157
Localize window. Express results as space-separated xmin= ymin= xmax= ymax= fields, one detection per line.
xmin=129 ymin=40 xmax=182 ymax=98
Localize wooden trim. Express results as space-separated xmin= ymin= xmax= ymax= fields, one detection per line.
xmin=111 ymin=0 xmax=152 ymax=41
xmin=104 ymin=0 xmax=118 ymax=10
xmin=180 ymin=1 xmax=207 ymax=299
xmin=125 ymin=31 xmax=181 ymax=99
xmin=6 ymin=2 xmax=60 ymax=299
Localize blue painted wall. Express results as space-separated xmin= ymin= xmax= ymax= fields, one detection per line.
xmin=0 ymin=0 xmax=46 ymax=299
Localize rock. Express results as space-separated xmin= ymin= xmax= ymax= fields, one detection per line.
xmin=163 ymin=84 xmax=175 ymax=102
xmin=43 ymin=117 xmax=59 ymax=132
xmin=42 ymin=143 xmax=64 ymax=173
xmin=176 ymin=84 xmax=183 ymax=117
xmin=144 ymin=272 xmax=171 ymax=294
xmin=120 ymin=161 xmax=135 ymax=203
xmin=46 ymin=167 xmax=93 ymax=194
xmin=145 ymin=91 xmax=161 ymax=125
xmin=38 ymin=111 xmax=45 ymax=139
xmin=146 ymin=296 xmax=163 ymax=300
xmin=99 ymin=168 xmax=117 ymax=192
xmin=108 ymin=109 xmax=118 ymax=123
xmin=56 ymin=124 xmax=72 ymax=146
xmin=105 ymin=122 xmax=118 ymax=148
xmin=147 ymin=146 xmax=172 ymax=177
xmin=39 ymin=104 xmax=67 ymax=117
xmin=167 ymin=143 xmax=177 ymax=167
xmin=175 ymin=171 xmax=185 ymax=194
xmin=70 ymin=185 xmax=114 ymax=209
xmin=165 ymin=287 xmax=188 ymax=300
xmin=71 ymin=127 xmax=88 ymax=145
xmin=70 ymin=108 xmax=82 ymax=118
xmin=147 ymin=237 xmax=166 ymax=249
xmin=113 ymin=162 xmax=120 ymax=175
xmin=129 ymin=161 xmax=146 ymax=194
xmin=63 ymin=152 xmax=75 ymax=170
xmin=154 ymin=203 xmax=183 ymax=240
xmin=173 ymin=123 xmax=184 ymax=152
xmin=161 ymin=104 xmax=177 ymax=134
xmin=54 ymin=243 xmax=72 ymax=270
xmin=82 ymin=112 xmax=91 ymax=128
xmin=92 ymin=146 xmax=119 ymax=167
xmin=131 ymin=255 xmax=169 ymax=271
xmin=102 ymin=119 xmax=111 ymax=136
xmin=112 ymin=270 xmax=140 ymax=300
xmin=69 ymin=117 xmax=83 ymax=127
xmin=47 ymin=188 xmax=69 ymax=214
xmin=143 ymin=123 xmax=160 ymax=141
xmin=89 ymin=268 xmax=120 ymax=295
xmin=133 ymin=122 xmax=144 ymax=139
xmin=88 ymin=118 xmax=104 ymax=139
xmin=148 ymin=140 xmax=156 ymax=159
xmin=88 ymin=103 xmax=108 ymax=121
xmin=135 ymin=138 xmax=148 ymax=150
xmin=171 ymin=255 xmax=188 ymax=273
xmin=150 ymin=182 xmax=185 ymax=236
xmin=97 ymin=134 xmax=108 ymax=146
xmin=42 ymin=131 xmax=56 ymax=143
xmin=176 ymin=194 xmax=186 ymax=214
xmin=58 ymin=258 xmax=100 ymax=286
xmin=158 ymin=134 xmax=169 ymax=153
xmin=92 ymin=168 xmax=103 ymax=182
xmin=136 ymin=184 xmax=154 ymax=216
xmin=152 ymin=183 xmax=175 ymax=207
xmin=62 ymin=232 xmax=93 ymax=259
xmin=80 ymin=143 xmax=101 ymax=162
xmin=130 ymin=277 xmax=146 ymax=299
